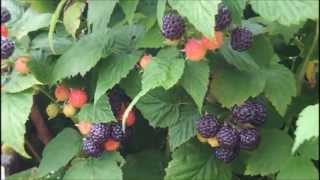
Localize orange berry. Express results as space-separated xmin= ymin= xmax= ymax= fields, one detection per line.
xmin=183 ymin=38 xmax=207 ymax=61
xmin=201 ymin=31 xmax=224 ymax=51
xmin=75 ymin=122 xmax=92 ymax=135
xmin=54 ymin=84 xmax=70 ymax=102
xmin=15 ymin=56 xmax=30 ymax=74
xmin=68 ymin=89 xmax=88 ymax=108
xmin=117 ymin=103 xmax=136 ymax=127
xmin=104 ymin=138 xmax=120 ymax=151
xmin=139 ymin=54 xmax=152 ymax=69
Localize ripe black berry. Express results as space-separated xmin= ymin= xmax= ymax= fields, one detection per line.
xmin=162 ymin=13 xmax=185 ymax=40
xmin=230 ymin=27 xmax=253 ymax=51
xmin=213 ymin=146 xmax=239 ymax=163
xmin=232 ymin=100 xmax=266 ymax=126
xmin=216 ymin=125 xmax=239 ymax=148
xmin=239 ymin=128 xmax=260 ymax=150
xmin=1 ymin=37 xmax=15 ymax=59
xmin=215 ymin=3 xmax=232 ymax=31
xmin=110 ymin=122 xmax=124 ymax=141
xmin=82 ymin=137 xmax=103 ymax=157
xmin=1 ymin=7 xmax=11 ymax=24
xmin=196 ymin=114 xmax=220 ymax=138
xmin=88 ymin=123 xmax=110 ymax=144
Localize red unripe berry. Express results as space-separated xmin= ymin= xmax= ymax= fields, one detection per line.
xmin=54 ymin=84 xmax=70 ymax=102
xmin=104 ymin=138 xmax=120 ymax=151
xmin=1 ymin=25 xmax=8 ymax=37
xmin=183 ymin=38 xmax=207 ymax=61
xmin=201 ymin=31 xmax=223 ymax=50
xmin=68 ymin=89 xmax=88 ymax=108
xmin=75 ymin=122 xmax=92 ymax=135
xmin=139 ymin=54 xmax=152 ymax=69
xmin=117 ymin=104 xmax=136 ymax=127
xmin=15 ymin=56 xmax=30 ymax=74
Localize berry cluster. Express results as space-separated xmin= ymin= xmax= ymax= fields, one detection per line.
xmin=1 ymin=7 xmax=15 ymax=60
xmin=108 ymin=87 xmax=136 ymax=127
xmin=45 ymin=84 xmax=88 ymax=119
xmin=196 ymin=100 xmax=266 ymax=163
xmin=78 ymin=121 xmax=131 ymax=158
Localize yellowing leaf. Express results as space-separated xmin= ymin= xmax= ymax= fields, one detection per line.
xmin=305 ymin=61 xmax=319 ymax=88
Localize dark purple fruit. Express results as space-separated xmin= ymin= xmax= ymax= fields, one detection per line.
xmin=215 ymin=3 xmax=232 ymax=31
xmin=230 ymin=27 xmax=253 ymax=51
xmin=162 ymin=13 xmax=185 ymax=40
xmin=196 ymin=114 xmax=220 ymax=138
xmin=216 ymin=125 xmax=239 ymax=148
xmin=239 ymin=128 xmax=260 ymax=150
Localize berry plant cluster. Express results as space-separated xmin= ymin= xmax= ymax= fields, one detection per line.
xmin=1 ymin=0 xmax=319 ymax=180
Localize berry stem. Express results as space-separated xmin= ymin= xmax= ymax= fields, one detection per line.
xmin=37 ymin=86 xmax=56 ymax=102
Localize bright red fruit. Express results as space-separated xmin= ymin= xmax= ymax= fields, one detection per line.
xmin=1 ymin=25 xmax=8 ymax=37
xmin=54 ymin=84 xmax=70 ymax=102
xmin=183 ymin=38 xmax=207 ymax=61
xmin=68 ymin=89 xmax=88 ymax=108
xmin=104 ymin=138 xmax=120 ymax=151
xmin=201 ymin=31 xmax=224 ymax=50
xmin=139 ymin=54 xmax=152 ymax=69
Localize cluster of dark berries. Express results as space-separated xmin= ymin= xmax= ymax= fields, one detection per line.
xmin=1 ymin=7 xmax=15 ymax=59
xmin=80 ymin=122 xmax=130 ymax=158
xmin=108 ymin=86 xmax=136 ymax=127
xmin=196 ymin=100 xmax=266 ymax=163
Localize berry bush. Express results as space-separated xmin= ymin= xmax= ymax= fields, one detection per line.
xmin=1 ymin=0 xmax=319 ymax=179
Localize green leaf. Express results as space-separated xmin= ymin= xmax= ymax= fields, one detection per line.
xmin=63 ymin=152 xmax=124 ymax=180
xmin=224 ymin=0 xmax=246 ymax=25
xmin=4 ymin=72 xmax=42 ymax=93
xmin=119 ymin=0 xmax=140 ymax=24
xmin=157 ymin=0 xmax=166 ymax=28
xmin=63 ymin=1 xmax=85 ymax=38
xmin=50 ymin=31 xmax=111 ymax=83
xmin=262 ymin=64 xmax=297 ymax=116
xmin=136 ymin=24 xmax=165 ymax=48
xmin=168 ymin=105 xmax=200 ymax=150
xmin=277 ymin=156 xmax=319 ymax=180
xmin=7 ymin=167 xmax=38 ymax=180
xmin=249 ymin=1 xmax=319 ymax=26
xmin=123 ymin=149 xmax=167 ymax=180
xmin=247 ymin=35 xmax=275 ymax=68
xmin=10 ymin=8 xmax=51 ymax=39
xmin=210 ymin=62 xmax=266 ymax=108
xmin=168 ymin=0 xmax=221 ymax=38
xmin=87 ymin=0 xmax=117 ymax=32
xmin=219 ymin=42 xmax=259 ymax=72
xmin=2 ymin=0 xmax=24 ymax=26
xmin=292 ymin=104 xmax=319 ymax=152
xmin=1 ymin=90 xmax=33 ymax=158
xmin=165 ymin=140 xmax=232 ymax=180
xmin=38 ymin=128 xmax=82 ymax=177
xmin=245 ymin=129 xmax=293 ymax=176
xmin=77 ymin=95 xmax=116 ymax=123
xmin=94 ymin=52 xmax=141 ymax=103
xmin=297 ymin=138 xmax=319 ymax=160
xmin=24 ymin=0 xmax=57 ymax=13
xmin=180 ymin=61 xmax=209 ymax=112
xmin=268 ymin=22 xmax=303 ymax=43
xmin=48 ymin=0 xmax=67 ymax=54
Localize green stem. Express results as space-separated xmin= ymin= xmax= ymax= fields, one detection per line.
xmin=296 ymin=20 xmax=319 ymax=94
xmin=37 ymin=86 xmax=56 ymax=102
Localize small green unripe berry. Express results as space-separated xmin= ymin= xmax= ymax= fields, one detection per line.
xmin=46 ymin=103 xmax=59 ymax=119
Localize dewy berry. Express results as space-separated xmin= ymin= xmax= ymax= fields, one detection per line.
xmin=232 ymin=100 xmax=266 ymax=126
xmin=162 ymin=13 xmax=185 ymax=40
xmin=139 ymin=54 xmax=152 ymax=69
xmin=104 ymin=138 xmax=120 ymax=152
xmin=196 ymin=114 xmax=220 ymax=138
xmin=213 ymin=146 xmax=239 ymax=163
xmin=110 ymin=123 xmax=124 ymax=141
xmin=46 ymin=103 xmax=59 ymax=119
xmin=1 ymin=7 xmax=11 ymax=24
xmin=239 ymin=128 xmax=260 ymax=150
xmin=82 ymin=137 xmax=103 ymax=157
xmin=183 ymin=38 xmax=207 ymax=61
xmin=68 ymin=89 xmax=88 ymax=108
xmin=1 ymin=25 xmax=8 ymax=37
xmin=63 ymin=104 xmax=77 ymax=117
xmin=215 ymin=3 xmax=232 ymax=31
xmin=88 ymin=123 xmax=110 ymax=144
xmin=216 ymin=125 xmax=239 ymax=148
xmin=15 ymin=56 xmax=30 ymax=74
xmin=201 ymin=31 xmax=224 ymax=51
xmin=1 ymin=37 xmax=15 ymax=59
xmin=54 ymin=84 xmax=70 ymax=102
xmin=230 ymin=27 xmax=253 ymax=52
